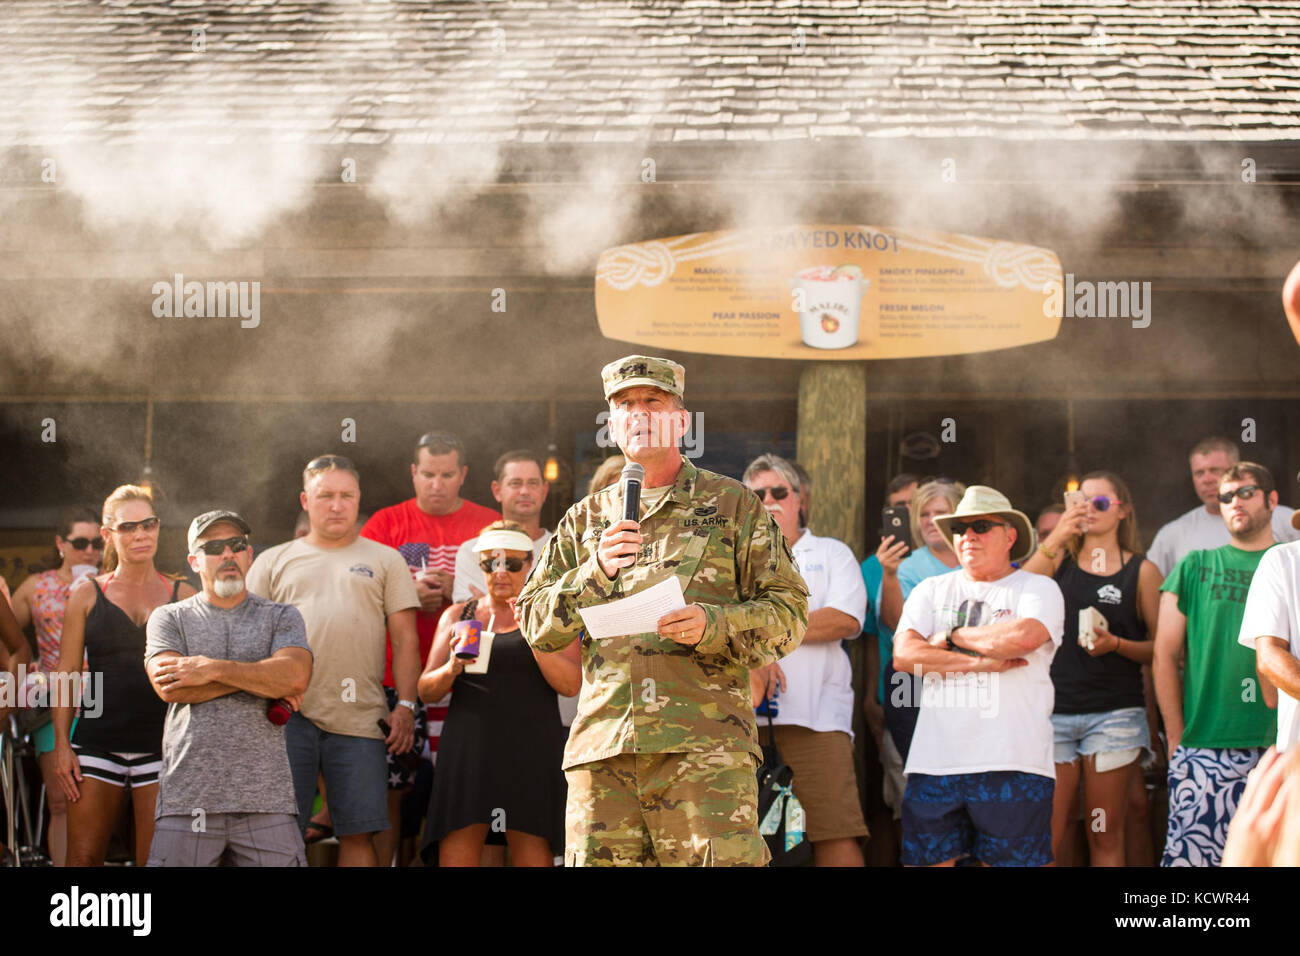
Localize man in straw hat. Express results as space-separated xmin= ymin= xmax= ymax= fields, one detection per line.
xmin=893 ymin=485 xmax=1064 ymax=866
xmin=517 ymin=355 xmax=808 ymax=866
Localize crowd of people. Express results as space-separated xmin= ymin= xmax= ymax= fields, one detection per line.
xmin=3 ymin=390 xmax=1300 ymax=865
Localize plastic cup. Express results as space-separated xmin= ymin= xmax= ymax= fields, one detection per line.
xmin=454 ymin=619 xmax=482 ymax=659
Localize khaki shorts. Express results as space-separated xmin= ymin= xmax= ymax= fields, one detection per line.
xmin=564 ymin=751 xmax=768 ymax=867
xmin=147 ymin=812 xmax=306 ymax=867
xmin=759 ymin=724 xmax=870 ymax=843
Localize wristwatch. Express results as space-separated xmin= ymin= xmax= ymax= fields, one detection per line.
xmin=397 ymin=699 xmax=419 ymax=714
xmin=945 ymin=628 xmax=958 ymax=651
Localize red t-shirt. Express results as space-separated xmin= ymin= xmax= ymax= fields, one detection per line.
xmin=360 ymin=497 xmax=502 ymax=686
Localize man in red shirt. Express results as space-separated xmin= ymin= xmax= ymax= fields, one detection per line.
xmin=360 ymin=432 xmax=500 ymax=865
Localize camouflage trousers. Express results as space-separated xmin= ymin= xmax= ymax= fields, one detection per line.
xmin=564 ymin=751 xmax=769 ymax=867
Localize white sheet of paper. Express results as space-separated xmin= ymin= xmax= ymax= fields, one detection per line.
xmin=578 ymin=577 xmax=687 ymax=639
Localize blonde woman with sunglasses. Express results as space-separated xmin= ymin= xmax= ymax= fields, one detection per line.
xmin=52 ymin=485 xmax=194 ymax=866
xmin=1022 ymin=470 xmax=1163 ymax=866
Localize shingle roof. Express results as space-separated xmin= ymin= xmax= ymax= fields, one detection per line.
xmin=1 ymin=0 xmax=1299 ymax=145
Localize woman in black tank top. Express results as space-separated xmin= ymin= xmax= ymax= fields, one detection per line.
xmin=1022 ymin=471 xmax=1164 ymax=867
xmin=51 ymin=485 xmax=195 ymax=867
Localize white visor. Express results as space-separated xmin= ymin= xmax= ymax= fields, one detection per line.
xmin=474 ymin=530 xmax=534 ymax=554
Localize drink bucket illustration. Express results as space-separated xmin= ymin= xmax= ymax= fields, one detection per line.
xmin=791 ymin=265 xmax=867 ymax=349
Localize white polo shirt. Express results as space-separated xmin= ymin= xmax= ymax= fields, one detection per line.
xmin=1239 ymin=540 xmax=1300 ymax=752
xmin=771 ymin=531 xmax=867 ymax=736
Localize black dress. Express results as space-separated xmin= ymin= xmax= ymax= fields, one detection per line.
xmin=423 ymin=602 xmax=568 ymax=857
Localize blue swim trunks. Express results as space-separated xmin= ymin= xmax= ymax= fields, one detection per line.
xmin=902 ymin=771 xmax=1054 ymax=867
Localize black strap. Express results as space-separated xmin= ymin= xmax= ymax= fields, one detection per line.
xmin=170 ymin=577 xmax=182 ymax=601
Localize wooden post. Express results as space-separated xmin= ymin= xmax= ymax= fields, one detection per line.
xmin=796 ymin=363 xmax=867 ymax=559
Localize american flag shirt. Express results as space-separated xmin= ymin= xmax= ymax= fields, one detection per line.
xmin=361 ymin=496 xmax=501 ymax=763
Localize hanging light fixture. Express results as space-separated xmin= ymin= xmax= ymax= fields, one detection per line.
xmin=138 ymin=391 xmax=163 ymax=501
xmin=1063 ymin=398 xmax=1080 ymax=491
xmin=544 ymin=396 xmax=561 ymax=482
xmin=1050 ymin=397 xmax=1080 ymax=500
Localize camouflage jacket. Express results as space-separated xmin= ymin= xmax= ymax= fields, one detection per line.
xmin=517 ymin=458 xmax=808 ymax=769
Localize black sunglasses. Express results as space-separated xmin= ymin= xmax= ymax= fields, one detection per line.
xmin=950 ymin=519 xmax=1008 ymax=536
xmin=306 ymin=454 xmax=355 ymax=472
xmin=1218 ymin=484 xmax=1262 ymax=504
xmin=754 ymin=486 xmax=792 ymax=502
xmin=64 ymin=537 xmax=104 ymax=551
xmin=111 ymin=516 xmax=160 ymax=534
xmin=192 ymin=536 xmax=250 ymax=556
xmin=480 ymin=556 xmax=527 ymax=573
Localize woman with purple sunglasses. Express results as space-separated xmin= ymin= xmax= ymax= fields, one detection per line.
xmin=1023 ymin=470 xmax=1164 ymax=866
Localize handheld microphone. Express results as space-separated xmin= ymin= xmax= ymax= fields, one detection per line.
xmin=621 ymin=462 xmax=645 ymax=523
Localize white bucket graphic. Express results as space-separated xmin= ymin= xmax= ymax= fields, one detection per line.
xmin=791 ymin=268 xmax=868 ymax=349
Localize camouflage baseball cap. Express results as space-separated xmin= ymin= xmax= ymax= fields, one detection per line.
xmin=601 ymin=355 xmax=685 ymax=401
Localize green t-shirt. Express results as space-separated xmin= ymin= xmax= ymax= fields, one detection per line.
xmin=1161 ymin=544 xmax=1278 ymax=749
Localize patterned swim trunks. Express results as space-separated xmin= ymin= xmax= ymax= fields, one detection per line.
xmin=1162 ymin=745 xmax=1266 ymax=867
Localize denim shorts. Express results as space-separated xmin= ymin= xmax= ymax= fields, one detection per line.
xmin=1051 ymin=706 xmax=1151 ymax=767
xmin=285 ymin=713 xmax=389 ymax=837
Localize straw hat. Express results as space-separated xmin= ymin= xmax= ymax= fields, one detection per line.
xmin=932 ymin=485 xmax=1035 ymax=565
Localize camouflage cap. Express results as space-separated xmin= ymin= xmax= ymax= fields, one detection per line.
xmin=601 ymin=355 xmax=685 ymax=401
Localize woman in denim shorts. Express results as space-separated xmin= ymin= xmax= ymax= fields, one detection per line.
xmin=1023 ymin=470 xmax=1163 ymax=866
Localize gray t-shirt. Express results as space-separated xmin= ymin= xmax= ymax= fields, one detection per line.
xmin=145 ymin=592 xmax=311 ymax=818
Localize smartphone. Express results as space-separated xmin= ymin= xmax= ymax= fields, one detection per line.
xmin=880 ymin=506 xmax=913 ymax=553
xmin=1064 ymin=490 xmax=1085 ymax=509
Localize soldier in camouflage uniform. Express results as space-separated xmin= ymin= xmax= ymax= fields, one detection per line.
xmin=516 ymin=355 xmax=808 ymax=866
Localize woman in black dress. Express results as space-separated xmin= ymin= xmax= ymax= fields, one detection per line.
xmin=419 ymin=521 xmax=580 ymax=866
